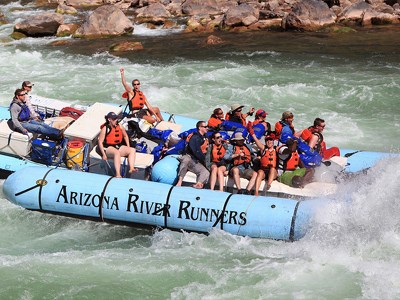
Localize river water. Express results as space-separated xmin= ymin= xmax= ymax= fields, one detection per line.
xmin=1 ymin=2 xmax=400 ymax=299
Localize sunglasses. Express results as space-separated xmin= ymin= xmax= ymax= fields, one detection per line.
xmin=18 ymin=93 xmax=26 ymax=96
xmin=27 ymin=86 xmax=33 ymax=88
xmin=133 ymin=83 xmax=140 ymax=86
xmin=200 ymin=125 xmax=208 ymax=128
xmin=215 ymin=136 xmax=222 ymax=139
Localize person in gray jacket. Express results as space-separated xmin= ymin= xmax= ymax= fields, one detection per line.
xmin=9 ymin=89 xmax=62 ymax=140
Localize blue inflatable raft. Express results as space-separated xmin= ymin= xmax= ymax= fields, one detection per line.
xmin=2 ymin=166 xmax=326 ymax=241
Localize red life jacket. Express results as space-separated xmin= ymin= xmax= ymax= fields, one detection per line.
xmin=233 ymin=145 xmax=251 ymax=166
xmin=211 ymin=144 xmax=226 ymax=163
xmin=260 ymin=148 xmax=277 ymax=169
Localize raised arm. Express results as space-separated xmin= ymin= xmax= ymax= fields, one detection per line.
xmin=120 ymin=68 xmax=132 ymax=93
xmin=247 ymin=122 xmax=265 ymax=152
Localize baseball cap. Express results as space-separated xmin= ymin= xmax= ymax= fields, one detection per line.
xmin=256 ymin=109 xmax=268 ymax=117
xmin=106 ymin=112 xmax=118 ymax=120
xmin=22 ymin=81 xmax=34 ymax=87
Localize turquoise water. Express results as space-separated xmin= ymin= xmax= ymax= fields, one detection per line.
xmin=1 ymin=3 xmax=400 ymax=299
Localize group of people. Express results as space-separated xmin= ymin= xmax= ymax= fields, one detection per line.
xmin=10 ymin=81 xmax=63 ymax=140
xmin=10 ymin=72 xmax=339 ymax=193
xmin=176 ymin=103 xmax=340 ymax=194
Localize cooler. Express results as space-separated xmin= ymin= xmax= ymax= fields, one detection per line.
xmin=30 ymin=138 xmax=57 ymax=165
xmin=0 ymin=120 xmax=33 ymax=156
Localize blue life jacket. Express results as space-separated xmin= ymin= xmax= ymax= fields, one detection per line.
xmin=10 ymin=101 xmax=31 ymax=122
xmin=220 ymin=120 xmax=245 ymax=132
xmin=147 ymin=128 xmax=173 ymax=143
xmin=297 ymin=139 xmax=322 ymax=168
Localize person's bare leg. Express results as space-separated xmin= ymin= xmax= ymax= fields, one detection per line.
xmin=246 ymin=171 xmax=258 ymax=194
xmin=209 ymin=165 xmax=218 ymax=190
xmin=217 ymin=166 xmax=226 ymax=192
xmin=254 ymin=170 xmax=265 ymax=196
xmin=266 ymin=168 xmax=278 ymax=190
xmin=231 ymin=167 xmax=241 ymax=191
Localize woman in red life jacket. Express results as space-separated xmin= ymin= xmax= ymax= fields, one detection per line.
xmin=97 ymin=112 xmax=137 ymax=178
xmin=225 ymin=103 xmax=255 ymax=127
xmin=247 ymin=123 xmax=278 ymax=195
xmin=208 ymin=108 xmax=225 ymax=130
xmin=208 ymin=132 xmax=228 ymax=191
xmin=301 ymin=118 xmax=340 ymax=160
xmin=120 ymin=68 xmax=164 ymax=124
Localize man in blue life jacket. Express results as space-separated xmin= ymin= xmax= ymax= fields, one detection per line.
xmin=9 ymin=89 xmax=62 ymax=140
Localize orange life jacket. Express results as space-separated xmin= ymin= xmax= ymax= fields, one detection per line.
xmin=233 ymin=145 xmax=251 ymax=166
xmin=260 ymin=148 xmax=277 ymax=169
xmin=277 ymin=146 xmax=299 ymax=171
xmin=101 ymin=124 xmax=123 ymax=147
xmin=208 ymin=116 xmax=223 ymax=128
xmin=301 ymin=127 xmax=323 ymax=154
xmin=128 ymin=90 xmax=146 ymax=110
xmin=225 ymin=112 xmax=246 ymax=127
xmin=211 ymin=144 xmax=226 ymax=163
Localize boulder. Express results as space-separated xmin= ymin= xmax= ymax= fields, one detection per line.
xmin=56 ymin=23 xmax=80 ymax=36
xmin=110 ymin=41 xmax=144 ymax=51
xmin=65 ymin=0 xmax=103 ymax=6
xmin=338 ymin=1 xmax=374 ymax=25
xmin=247 ymin=18 xmax=283 ymax=30
xmin=224 ymin=4 xmax=259 ymax=27
xmin=75 ymin=5 xmax=133 ymax=37
xmin=56 ymin=3 xmax=78 ymax=14
xmin=166 ymin=2 xmax=183 ymax=16
xmin=206 ymin=35 xmax=224 ymax=45
xmin=182 ymin=0 xmax=236 ymax=16
xmin=371 ymin=11 xmax=400 ymax=23
xmin=205 ymin=15 xmax=224 ymax=31
xmin=135 ymin=3 xmax=172 ymax=24
xmin=284 ymin=0 xmax=336 ymax=30
xmin=184 ymin=16 xmax=206 ymax=32
xmin=14 ymin=12 xmax=64 ymax=37
xmin=105 ymin=0 xmax=136 ymax=10
xmin=0 ymin=9 xmax=8 ymax=25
